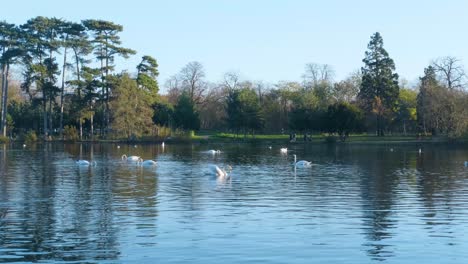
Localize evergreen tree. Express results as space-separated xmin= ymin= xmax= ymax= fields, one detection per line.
xmin=0 ymin=21 xmax=22 ymax=137
xmin=225 ymin=88 xmax=264 ymax=137
xmin=136 ymin=55 xmax=159 ymax=101
xmin=173 ymin=92 xmax=200 ymax=131
xmin=83 ymin=19 xmax=136 ymax=135
xmin=110 ymin=74 xmax=153 ymax=139
xmin=359 ymin=32 xmax=399 ymax=136
xmin=21 ymin=16 xmax=63 ymax=139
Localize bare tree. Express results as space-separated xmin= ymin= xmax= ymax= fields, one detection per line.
xmin=302 ymin=63 xmax=335 ymax=89
xmin=165 ymin=74 xmax=182 ymax=105
xmin=432 ymin=56 xmax=466 ymax=90
xmin=179 ymin=61 xmax=207 ymax=104
xmin=222 ymin=71 xmax=241 ymax=91
xmin=332 ymin=70 xmax=361 ymax=102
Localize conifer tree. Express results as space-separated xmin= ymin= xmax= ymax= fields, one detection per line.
xmin=359 ymin=32 xmax=399 ymax=136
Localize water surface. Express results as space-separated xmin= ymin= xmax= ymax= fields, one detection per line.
xmin=0 ymin=143 xmax=467 ymax=263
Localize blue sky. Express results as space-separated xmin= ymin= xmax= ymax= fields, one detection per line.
xmin=3 ymin=0 xmax=468 ymax=91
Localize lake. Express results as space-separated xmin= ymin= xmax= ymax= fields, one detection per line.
xmin=0 ymin=142 xmax=467 ymax=263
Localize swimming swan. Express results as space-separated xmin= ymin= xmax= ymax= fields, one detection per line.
xmin=207 ymin=150 xmax=221 ymax=154
xmin=209 ymin=164 xmax=232 ymax=177
xmin=293 ymin=154 xmax=312 ymax=168
xmin=122 ymin=154 xmax=140 ymax=162
xmin=76 ymin=160 xmax=97 ymax=166
xmin=137 ymin=158 xmax=158 ymax=166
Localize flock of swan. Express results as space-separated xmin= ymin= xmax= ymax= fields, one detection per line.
xmin=75 ymin=145 xmax=468 ymax=174
xmin=74 ymin=144 xmax=315 ymax=176
xmin=76 ymin=155 xmax=158 ymax=167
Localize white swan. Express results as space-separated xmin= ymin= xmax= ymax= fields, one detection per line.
xmin=207 ymin=149 xmax=221 ymax=154
xmin=293 ymin=154 xmax=312 ymax=168
xmin=138 ymin=158 xmax=158 ymax=167
xmin=209 ymin=164 xmax=232 ymax=177
xmin=122 ymin=154 xmax=140 ymax=162
xmin=76 ymin=160 xmax=97 ymax=166
xmin=280 ymin=148 xmax=288 ymax=153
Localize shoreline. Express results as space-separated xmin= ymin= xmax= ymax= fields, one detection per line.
xmin=3 ymin=134 xmax=467 ymax=146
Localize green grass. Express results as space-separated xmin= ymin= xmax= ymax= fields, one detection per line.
xmin=203 ymin=132 xmax=436 ymax=144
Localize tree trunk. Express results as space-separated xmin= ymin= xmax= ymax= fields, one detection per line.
xmin=0 ymin=64 xmax=9 ymax=137
xmin=79 ymin=120 xmax=83 ymax=141
xmin=48 ymin=96 xmax=53 ymax=137
xmin=60 ymin=44 xmax=68 ymax=140
xmin=90 ymin=113 xmax=94 ymax=141
xmin=43 ymin=93 xmax=47 ymax=140
xmin=105 ymin=47 xmax=110 ymax=137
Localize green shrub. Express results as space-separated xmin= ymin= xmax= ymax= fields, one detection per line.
xmin=24 ymin=130 xmax=38 ymax=143
xmin=0 ymin=135 xmax=9 ymax=144
xmin=63 ymin=125 xmax=79 ymax=141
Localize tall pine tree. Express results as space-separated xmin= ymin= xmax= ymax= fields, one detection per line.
xmin=359 ymin=32 xmax=399 ymax=136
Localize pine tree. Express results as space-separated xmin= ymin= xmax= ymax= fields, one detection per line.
xmin=359 ymin=32 xmax=399 ymax=136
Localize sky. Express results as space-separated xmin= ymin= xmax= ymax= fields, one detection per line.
xmin=3 ymin=0 xmax=468 ymax=92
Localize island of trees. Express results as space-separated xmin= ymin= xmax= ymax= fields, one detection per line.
xmin=0 ymin=17 xmax=467 ymax=143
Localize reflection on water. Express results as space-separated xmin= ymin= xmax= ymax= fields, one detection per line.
xmin=0 ymin=143 xmax=468 ymax=263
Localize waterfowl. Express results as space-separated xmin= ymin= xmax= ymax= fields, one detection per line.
xmin=138 ymin=158 xmax=157 ymax=166
xmin=209 ymin=164 xmax=232 ymax=177
xmin=122 ymin=154 xmax=140 ymax=162
xmin=76 ymin=160 xmax=97 ymax=166
xmin=293 ymin=154 xmax=312 ymax=168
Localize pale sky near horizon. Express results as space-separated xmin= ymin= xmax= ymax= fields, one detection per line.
xmin=3 ymin=0 xmax=468 ymax=92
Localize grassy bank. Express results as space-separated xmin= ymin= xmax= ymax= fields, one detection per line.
xmin=5 ymin=131 xmax=465 ymax=145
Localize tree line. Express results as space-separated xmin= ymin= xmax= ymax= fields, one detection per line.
xmin=1 ymin=19 xmax=467 ymax=141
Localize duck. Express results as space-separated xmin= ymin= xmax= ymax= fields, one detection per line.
xmin=209 ymin=164 xmax=232 ymax=178
xmin=122 ymin=154 xmax=140 ymax=162
xmin=138 ymin=158 xmax=157 ymax=167
xmin=293 ymin=154 xmax=312 ymax=168
xmin=76 ymin=160 xmax=97 ymax=166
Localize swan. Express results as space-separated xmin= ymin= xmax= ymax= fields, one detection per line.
xmin=293 ymin=154 xmax=312 ymax=168
xmin=207 ymin=149 xmax=221 ymax=154
xmin=122 ymin=154 xmax=140 ymax=162
xmin=280 ymin=148 xmax=288 ymax=153
xmin=138 ymin=158 xmax=158 ymax=167
xmin=209 ymin=164 xmax=232 ymax=177
xmin=76 ymin=160 xmax=97 ymax=166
